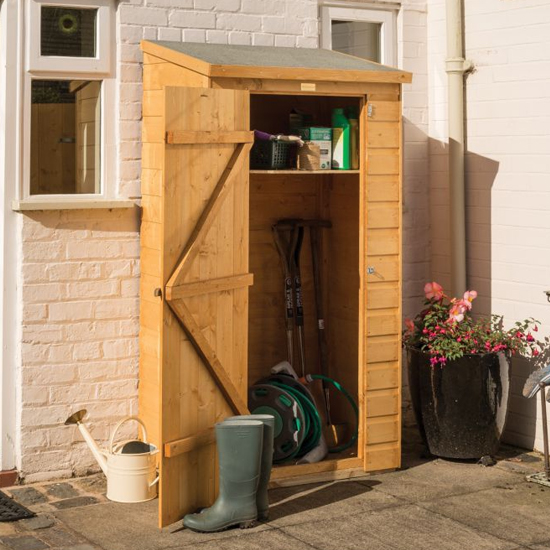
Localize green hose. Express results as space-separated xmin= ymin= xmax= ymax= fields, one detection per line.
xmin=268 ymin=381 xmax=322 ymax=458
xmin=306 ymin=374 xmax=359 ymax=454
xmin=262 ymin=374 xmax=359 ymax=458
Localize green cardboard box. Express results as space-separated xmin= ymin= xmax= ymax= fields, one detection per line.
xmin=297 ymin=127 xmax=332 ymax=170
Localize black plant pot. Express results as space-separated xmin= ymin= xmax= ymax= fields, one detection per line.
xmin=406 ymin=348 xmax=511 ymax=459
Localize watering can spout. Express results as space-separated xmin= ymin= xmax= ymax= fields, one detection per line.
xmin=65 ymin=409 xmax=109 ymax=476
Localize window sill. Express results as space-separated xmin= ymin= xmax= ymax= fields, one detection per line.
xmin=12 ymin=199 xmax=138 ymax=212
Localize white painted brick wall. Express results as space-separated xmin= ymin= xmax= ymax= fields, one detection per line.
xmin=427 ymin=0 xmax=550 ymax=451
xmin=20 ymin=209 xmax=141 ymax=482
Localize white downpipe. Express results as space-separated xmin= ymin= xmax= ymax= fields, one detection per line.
xmin=446 ymin=0 xmax=472 ymax=297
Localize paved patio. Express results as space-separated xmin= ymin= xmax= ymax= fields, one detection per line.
xmin=1 ymin=432 xmax=550 ymax=550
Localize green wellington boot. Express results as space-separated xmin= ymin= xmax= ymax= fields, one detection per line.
xmin=223 ymin=414 xmax=275 ymax=521
xmin=183 ymin=420 xmax=264 ymax=533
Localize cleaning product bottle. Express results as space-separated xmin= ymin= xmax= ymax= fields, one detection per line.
xmin=347 ymin=107 xmax=359 ymax=170
xmin=331 ymin=108 xmax=350 ymax=170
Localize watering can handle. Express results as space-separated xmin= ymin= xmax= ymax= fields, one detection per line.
xmin=109 ymin=416 xmax=149 ymax=454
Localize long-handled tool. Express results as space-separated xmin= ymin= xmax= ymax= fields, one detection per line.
xmin=293 ymin=225 xmax=306 ymax=377
xmin=309 ymin=225 xmax=332 ymax=426
xmin=272 ymin=225 xmax=298 ymax=366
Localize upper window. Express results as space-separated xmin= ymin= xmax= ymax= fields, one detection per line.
xmin=321 ymin=5 xmax=396 ymax=67
xmin=40 ymin=6 xmax=98 ymax=58
xmin=27 ymin=0 xmax=112 ymax=74
xmin=22 ymin=0 xmax=115 ymax=199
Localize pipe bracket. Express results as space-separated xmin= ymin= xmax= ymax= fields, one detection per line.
xmin=446 ymin=57 xmax=474 ymax=75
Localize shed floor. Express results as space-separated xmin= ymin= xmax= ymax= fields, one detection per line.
xmin=2 ymin=429 xmax=549 ymax=550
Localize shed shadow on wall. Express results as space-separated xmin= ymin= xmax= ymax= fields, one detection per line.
xmin=427 ymin=136 xmax=539 ymax=453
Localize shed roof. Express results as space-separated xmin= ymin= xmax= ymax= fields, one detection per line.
xmin=141 ymin=41 xmax=412 ymax=84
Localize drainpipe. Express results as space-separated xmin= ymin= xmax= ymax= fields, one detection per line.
xmin=446 ymin=0 xmax=472 ymax=297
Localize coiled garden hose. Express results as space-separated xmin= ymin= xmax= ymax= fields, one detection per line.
xmin=302 ymin=374 xmax=359 ymax=454
xmin=261 ymin=374 xmax=359 ymax=458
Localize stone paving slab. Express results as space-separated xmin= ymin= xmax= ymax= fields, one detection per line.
xmin=364 ymin=458 xmax=523 ymax=503
xmin=282 ymin=504 xmax=519 ymax=550
xmin=52 ymin=498 xmax=274 ymax=550
xmin=267 ymin=479 xmax=401 ymax=527
xmin=420 ymin=482 xmax=550 ymax=547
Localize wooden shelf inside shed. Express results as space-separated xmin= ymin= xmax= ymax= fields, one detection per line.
xmin=250 ymin=170 xmax=360 ymax=175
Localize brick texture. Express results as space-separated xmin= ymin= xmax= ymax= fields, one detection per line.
xmin=427 ymin=0 xmax=550 ymax=451
xmin=20 ymin=209 xmax=140 ymax=481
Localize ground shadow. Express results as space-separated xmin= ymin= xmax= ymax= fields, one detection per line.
xmin=267 ymin=479 xmax=381 ymax=521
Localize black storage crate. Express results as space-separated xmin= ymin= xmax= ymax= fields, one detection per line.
xmin=250 ymin=140 xmax=294 ymax=170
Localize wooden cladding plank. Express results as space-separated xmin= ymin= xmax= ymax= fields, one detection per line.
xmin=141 ymin=272 xmax=162 ymax=304
xmin=367 ymin=362 xmax=400 ymax=391
xmin=141 ymin=247 xmax=162 ymax=277
xmin=366 ymin=389 xmax=399 ymax=418
xmin=143 ymin=61 xmax=208 ymax=91
xmin=141 ymin=221 xmax=161 ymax=251
xmin=140 ymin=326 xmax=161 ymax=360
xmin=368 ymin=101 xmax=400 ymax=122
xmin=166 ymin=130 xmax=254 ymax=145
xmin=168 ymin=299 xmax=249 ymax=415
xmin=366 ymin=417 xmax=399 ymax=445
xmin=366 ymin=256 xmax=399 ymax=283
xmin=367 ymin=336 xmax=400 ymax=364
xmin=143 ymin=116 xmax=164 ymax=143
xmin=140 ymin=299 xmax=162 ymax=332
xmin=365 ymin=442 xmax=400 ymax=472
xmin=142 ymin=90 xmax=163 ymax=117
xmin=165 ymin=428 xmax=215 ymax=458
xmin=367 ymin=122 xmax=400 ymax=149
xmin=368 ymin=175 xmax=399 ymax=202
xmin=141 ymin=143 xmax=164 ymax=170
xmin=367 ymin=229 xmax=399 ymax=256
xmin=367 ymin=309 xmax=399 ymax=337
xmin=167 ymin=273 xmax=253 ymax=301
xmin=141 ymin=169 xmax=163 ymax=196
xmin=367 ymin=203 xmax=399 ymax=229
xmin=367 ymin=283 xmax=399 ymax=310
xmin=142 ymin=194 xmax=162 ymax=223
xmin=367 ymin=148 xmax=399 ymax=175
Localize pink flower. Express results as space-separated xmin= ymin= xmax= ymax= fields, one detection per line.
xmin=534 ymin=325 xmax=539 ymax=332
xmin=527 ymin=333 xmax=535 ymax=342
xmin=463 ymin=290 xmax=477 ymax=308
xmin=533 ymin=349 xmax=540 ymax=357
xmin=448 ymin=303 xmax=466 ymax=323
xmin=424 ymin=282 xmax=444 ymax=301
xmin=405 ymin=318 xmax=415 ymax=334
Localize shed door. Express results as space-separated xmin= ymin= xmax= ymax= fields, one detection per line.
xmin=160 ymin=87 xmax=252 ymax=526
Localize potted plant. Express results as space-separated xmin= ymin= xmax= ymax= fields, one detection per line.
xmin=404 ymin=282 xmax=542 ymax=460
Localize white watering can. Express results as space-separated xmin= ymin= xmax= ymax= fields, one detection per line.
xmin=65 ymin=410 xmax=159 ymax=503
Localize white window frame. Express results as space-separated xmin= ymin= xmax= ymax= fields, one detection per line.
xmin=320 ymin=3 xmax=397 ymax=67
xmin=5 ymin=0 xmax=127 ymax=208
xmin=27 ymin=0 xmax=112 ymax=74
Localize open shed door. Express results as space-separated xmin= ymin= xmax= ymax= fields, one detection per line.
xmin=160 ymin=87 xmax=252 ymax=527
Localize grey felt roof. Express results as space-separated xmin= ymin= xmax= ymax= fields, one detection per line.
xmin=151 ymin=41 xmax=402 ymax=73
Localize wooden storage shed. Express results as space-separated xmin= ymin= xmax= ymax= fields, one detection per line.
xmin=138 ymin=40 xmax=412 ymax=527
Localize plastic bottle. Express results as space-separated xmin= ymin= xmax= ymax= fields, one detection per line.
xmin=331 ymin=108 xmax=350 ymax=170
xmin=347 ymin=107 xmax=359 ymax=170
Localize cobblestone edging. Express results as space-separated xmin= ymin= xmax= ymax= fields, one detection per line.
xmin=0 ymin=475 xmax=106 ymax=550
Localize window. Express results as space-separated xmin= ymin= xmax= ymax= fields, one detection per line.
xmin=321 ymin=5 xmax=397 ymax=67
xmin=27 ymin=0 xmax=112 ymax=73
xmin=30 ymin=79 xmax=101 ymax=195
xmin=20 ymin=0 xmax=116 ymax=201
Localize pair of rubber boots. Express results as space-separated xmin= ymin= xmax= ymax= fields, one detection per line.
xmin=183 ymin=414 xmax=275 ymax=533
